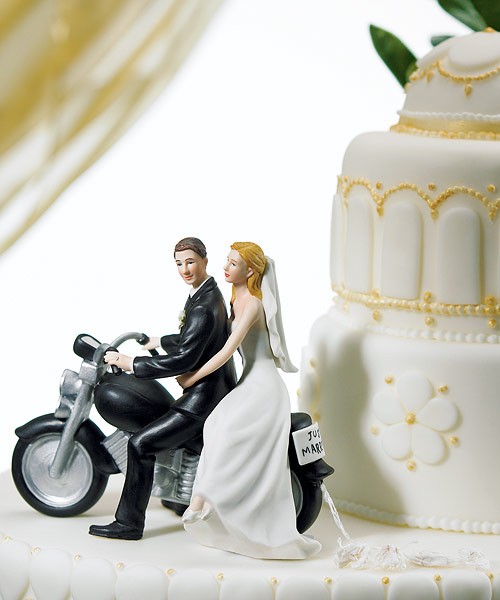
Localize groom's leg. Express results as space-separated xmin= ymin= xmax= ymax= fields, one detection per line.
xmin=115 ymin=409 xmax=202 ymax=530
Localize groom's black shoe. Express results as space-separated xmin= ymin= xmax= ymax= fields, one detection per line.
xmin=89 ymin=520 xmax=143 ymax=540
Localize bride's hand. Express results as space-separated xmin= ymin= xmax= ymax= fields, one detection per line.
xmin=177 ymin=372 xmax=197 ymax=388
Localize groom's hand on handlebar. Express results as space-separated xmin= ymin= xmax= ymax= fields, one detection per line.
xmin=104 ymin=351 xmax=134 ymax=373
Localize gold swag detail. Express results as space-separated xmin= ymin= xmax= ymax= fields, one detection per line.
xmin=0 ymin=0 xmax=224 ymax=255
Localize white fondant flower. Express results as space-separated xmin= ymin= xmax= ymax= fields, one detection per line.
xmin=178 ymin=310 xmax=186 ymax=330
xmin=373 ymin=372 xmax=458 ymax=465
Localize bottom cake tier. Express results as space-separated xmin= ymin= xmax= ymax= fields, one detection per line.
xmin=300 ymin=305 xmax=500 ymax=535
xmin=1 ymin=470 xmax=500 ymax=600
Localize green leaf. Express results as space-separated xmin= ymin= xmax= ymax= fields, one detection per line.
xmin=369 ymin=24 xmax=417 ymax=88
xmin=437 ymin=0 xmax=487 ymax=31
xmin=430 ymin=34 xmax=454 ymax=46
xmin=471 ymin=0 xmax=500 ymax=30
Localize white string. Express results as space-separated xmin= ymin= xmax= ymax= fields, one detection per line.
xmin=321 ymin=483 xmax=351 ymax=542
xmin=321 ymin=485 xmax=491 ymax=571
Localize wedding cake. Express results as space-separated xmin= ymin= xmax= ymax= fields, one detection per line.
xmin=301 ymin=30 xmax=500 ymax=535
xmin=4 ymin=30 xmax=500 ymax=600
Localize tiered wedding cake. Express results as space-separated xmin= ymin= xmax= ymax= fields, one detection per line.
xmin=301 ymin=30 xmax=500 ymax=534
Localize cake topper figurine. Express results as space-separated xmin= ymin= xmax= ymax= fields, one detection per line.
xmin=177 ymin=242 xmax=331 ymax=559
xmin=12 ymin=237 xmax=333 ymax=547
xmin=88 ymin=237 xmax=237 ymax=540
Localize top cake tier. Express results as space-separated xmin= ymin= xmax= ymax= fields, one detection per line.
xmin=397 ymin=30 xmax=500 ymax=138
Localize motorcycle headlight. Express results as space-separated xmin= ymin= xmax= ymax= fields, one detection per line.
xmin=59 ymin=369 xmax=80 ymax=397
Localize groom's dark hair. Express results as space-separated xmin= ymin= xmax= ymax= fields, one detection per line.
xmin=174 ymin=237 xmax=207 ymax=259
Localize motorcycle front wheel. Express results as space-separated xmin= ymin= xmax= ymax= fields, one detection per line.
xmin=12 ymin=432 xmax=108 ymax=517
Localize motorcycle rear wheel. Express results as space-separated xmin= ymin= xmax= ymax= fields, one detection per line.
xmin=12 ymin=432 xmax=108 ymax=517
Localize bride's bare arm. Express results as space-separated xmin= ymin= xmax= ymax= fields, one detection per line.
xmin=177 ymin=297 xmax=261 ymax=388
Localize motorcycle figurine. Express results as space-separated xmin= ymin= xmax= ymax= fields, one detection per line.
xmin=12 ymin=332 xmax=333 ymax=533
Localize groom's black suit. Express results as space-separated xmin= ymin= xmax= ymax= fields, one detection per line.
xmin=94 ymin=277 xmax=236 ymax=531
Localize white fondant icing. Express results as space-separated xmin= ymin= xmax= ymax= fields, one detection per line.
xmin=411 ymin=423 xmax=445 ymax=465
xmin=331 ymin=193 xmax=345 ymax=287
xmin=381 ymin=423 xmax=412 ymax=460
xmin=71 ymin=558 xmax=116 ymax=600
xmin=373 ymin=390 xmax=405 ymax=425
xmin=381 ymin=201 xmax=422 ymax=299
xmin=396 ymin=372 xmax=433 ymax=413
xmin=404 ymin=33 xmax=500 ymax=119
xmin=0 ymin=540 xmax=31 ymax=600
xmin=275 ymin=576 xmax=330 ymax=600
xmin=219 ymin=574 xmax=273 ymax=600
xmin=115 ymin=565 xmax=169 ymax=600
xmin=168 ymin=570 xmax=219 ymax=600
xmin=387 ymin=574 xmax=439 ymax=600
xmin=441 ymin=572 xmax=492 ymax=600
xmin=332 ymin=573 xmax=385 ymax=600
xmin=344 ymin=194 xmax=373 ymax=293
xmin=30 ymin=549 xmax=72 ymax=600
xmin=437 ymin=208 xmax=481 ymax=305
xmin=302 ymin=309 xmax=500 ymax=532
xmin=418 ymin=397 xmax=458 ymax=432
xmin=448 ymin=33 xmax=500 ymax=73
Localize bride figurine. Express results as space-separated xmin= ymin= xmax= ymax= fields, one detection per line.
xmin=176 ymin=242 xmax=321 ymax=559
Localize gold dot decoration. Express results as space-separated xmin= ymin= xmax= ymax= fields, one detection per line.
xmin=434 ymin=574 xmax=442 ymax=582
xmin=382 ymin=576 xmax=390 ymax=585
xmin=270 ymin=577 xmax=279 ymax=586
xmin=488 ymin=319 xmax=497 ymax=329
xmin=385 ymin=375 xmax=394 ymax=385
xmin=438 ymin=385 xmax=449 ymax=394
xmin=488 ymin=572 xmax=495 ymax=580
xmin=449 ymin=436 xmax=460 ymax=447
xmin=376 ymin=181 xmax=383 ymax=190
xmin=487 ymin=184 xmax=497 ymax=193
xmin=428 ymin=183 xmax=436 ymax=191
xmin=74 ymin=554 xmax=81 ymax=561
xmin=407 ymin=460 xmax=417 ymax=472
xmin=425 ymin=316 xmax=436 ymax=327
xmin=32 ymin=547 xmax=40 ymax=554
xmin=296 ymin=388 xmax=302 ymax=398
xmin=167 ymin=568 xmax=175 ymax=576
xmin=324 ymin=577 xmax=333 ymax=585
xmin=216 ymin=573 xmax=224 ymax=581
xmin=405 ymin=412 xmax=416 ymax=425
xmin=309 ymin=358 xmax=316 ymax=368
xmin=372 ymin=289 xmax=381 ymax=298
xmin=464 ymin=83 xmax=473 ymax=96
xmin=485 ymin=295 xmax=496 ymax=306
xmin=373 ymin=310 xmax=382 ymax=322
xmin=423 ymin=291 xmax=433 ymax=302
xmin=116 ymin=563 xmax=125 ymax=571
xmin=370 ymin=425 xmax=380 ymax=436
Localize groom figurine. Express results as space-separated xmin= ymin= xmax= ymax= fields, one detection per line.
xmin=89 ymin=237 xmax=236 ymax=540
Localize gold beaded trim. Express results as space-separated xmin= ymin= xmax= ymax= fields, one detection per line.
xmin=338 ymin=175 xmax=500 ymax=220
xmin=333 ymin=284 xmax=500 ymax=317
xmin=391 ymin=121 xmax=500 ymax=141
xmin=409 ymin=59 xmax=500 ymax=95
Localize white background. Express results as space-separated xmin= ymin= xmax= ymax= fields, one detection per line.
xmin=0 ymin=0 xmax=466 ymax=472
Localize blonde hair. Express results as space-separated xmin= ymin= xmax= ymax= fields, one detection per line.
xmin=230 ymin=241 xmax=267 ymax=302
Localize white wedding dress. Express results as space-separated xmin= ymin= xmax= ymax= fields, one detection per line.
xmin=184 ymin=321 xmax=322 ymax=559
